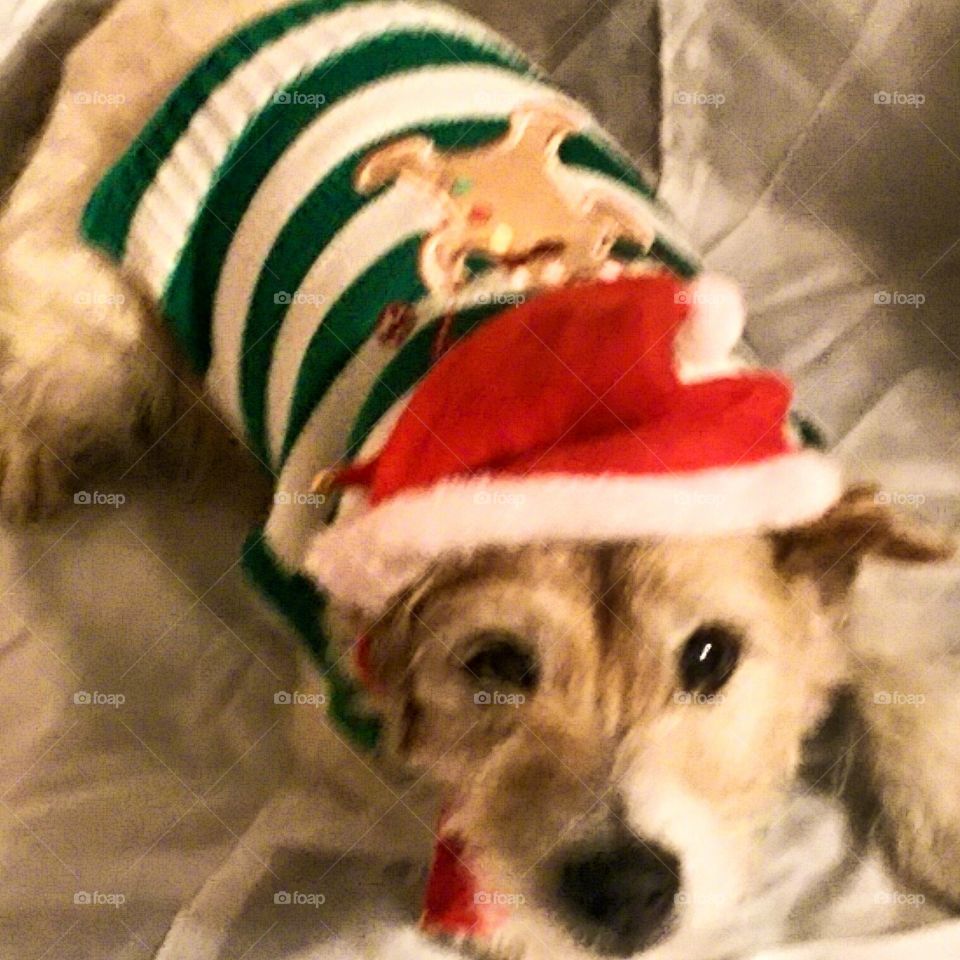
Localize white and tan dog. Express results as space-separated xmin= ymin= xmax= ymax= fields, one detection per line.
xmin=0 ymin=2 xmax=958 ymax=958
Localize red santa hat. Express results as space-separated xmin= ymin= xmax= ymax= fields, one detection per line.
xmin=305 ymin=272 xmax=841 ymax=613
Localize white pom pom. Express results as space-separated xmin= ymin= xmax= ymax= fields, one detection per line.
xmin=676 ymin=274 xmax=745 ymax=367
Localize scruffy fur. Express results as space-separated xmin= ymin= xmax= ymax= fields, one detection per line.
xmin=0 ymin=1 xmax=957 ymax=957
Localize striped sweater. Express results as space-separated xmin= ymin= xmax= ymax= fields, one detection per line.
xmin=81 ymin=0 xmax=697 ymax=745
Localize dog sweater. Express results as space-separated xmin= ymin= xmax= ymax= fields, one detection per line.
xmin=81 ymin=0 xmax=698 ymax=744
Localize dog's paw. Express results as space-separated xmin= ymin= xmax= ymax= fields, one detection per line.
xmin=0 ymin=427 xmax=74 ymax=523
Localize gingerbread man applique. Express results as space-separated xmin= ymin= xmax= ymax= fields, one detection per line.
xmin=354 ymin=102 xmax=658 ymax=298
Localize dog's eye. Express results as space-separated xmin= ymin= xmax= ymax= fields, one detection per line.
xmin=678 ymin=623 xmax=741 ymax=696
xmin=463 ymin=632 xmax=539 ymax=691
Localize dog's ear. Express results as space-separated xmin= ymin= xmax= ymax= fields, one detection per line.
xmin=771 ymin=484 xmax=955 ymax=606
xmin=323 ymin=594 xmax=423 ymax=761
xmin=346 ymin=578 xmax=441 ymax=760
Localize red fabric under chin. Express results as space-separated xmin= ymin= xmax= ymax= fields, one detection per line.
xmin=421 ymin=833 xmax=484 ymax=937
xmin=420 ymin=830 xmax=511 ymax=940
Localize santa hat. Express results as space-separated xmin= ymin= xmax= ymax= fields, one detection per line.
xmin=305 ymin=272 xmax=841 ymax=613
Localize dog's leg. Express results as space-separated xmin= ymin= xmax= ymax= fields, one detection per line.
xmin=153 ymin=793 xmax=304 ymax=960
xmin=0 ymin=0 xmax=233 ymax=522
xmin=155 ymin=803 xmax=283 ymax=960
xmin=773 ymin=487 xmax=958 ymax=907
xmin=856 ymin=657 xmax=960 ymax=908
xmin=0 ymin=222 xmax=198 ymax=521
xmin=0 ymin=0 xmax=310 ymax=522
xmin=153 ymin=782 xmax=437 ymax=960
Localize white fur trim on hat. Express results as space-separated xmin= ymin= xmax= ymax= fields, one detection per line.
xmin=676 ymin=274 xmax=746 ymax=383
xmin=304 ymin=451 xmax=842 ymax=613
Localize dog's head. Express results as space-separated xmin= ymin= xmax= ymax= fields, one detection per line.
xmin=324 ymin=486 xmax=950 ymax=958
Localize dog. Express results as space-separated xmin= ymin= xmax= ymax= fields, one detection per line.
xmin=0 ymin=1 xmax=957 ymax=958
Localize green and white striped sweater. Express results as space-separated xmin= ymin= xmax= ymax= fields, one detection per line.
xmin=81 ymin=0 xmax=698 ymax=745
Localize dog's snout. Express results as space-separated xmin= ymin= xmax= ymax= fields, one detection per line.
xmin=557 ymin=839 xmax=680 ymax=957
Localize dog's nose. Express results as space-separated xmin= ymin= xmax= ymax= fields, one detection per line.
xmin=557 ymin=839 xmax=680 ymax=957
